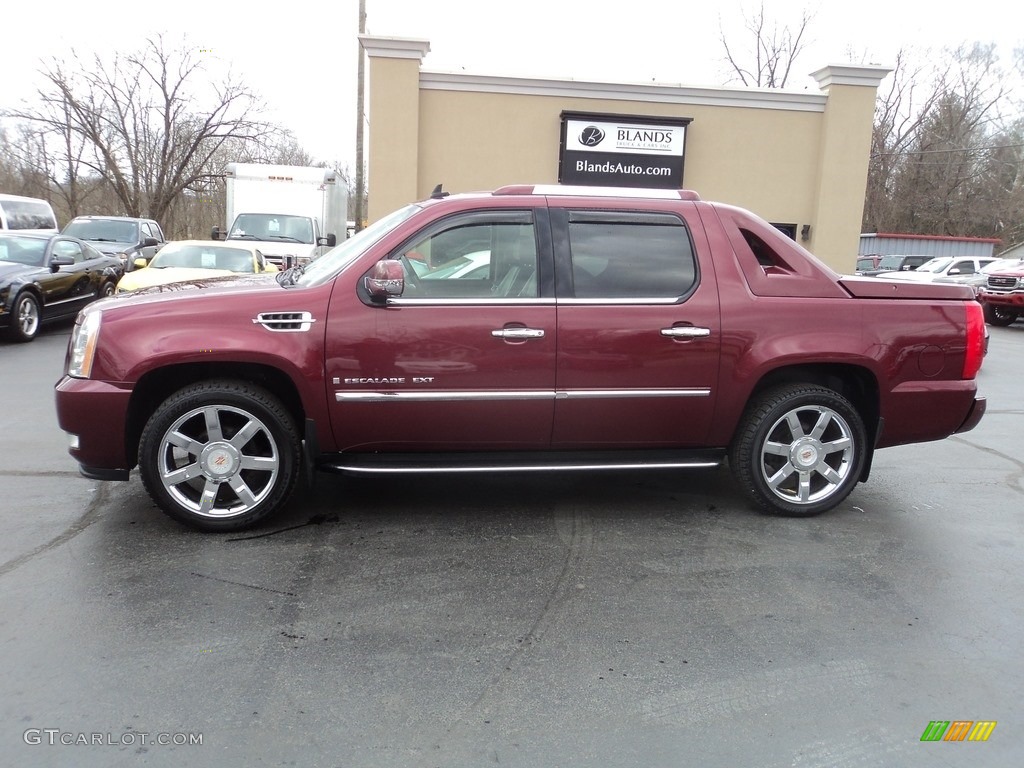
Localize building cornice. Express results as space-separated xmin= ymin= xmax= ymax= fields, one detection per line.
xmin=359 ymin=35 xmax=431 ymax=62
xmin=811 ymin=64 xmax=893 ymax=90
xmin=419 ymin=71 xmax=827 ymax=113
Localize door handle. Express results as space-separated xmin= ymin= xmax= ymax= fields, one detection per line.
xmin=660 ymin=326 xmax=711 ymax=339
xmin=491 ymin=328 xmax=545 ymax=340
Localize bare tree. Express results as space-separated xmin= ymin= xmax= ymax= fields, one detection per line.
xmin=6 ymin=36 xmax=275 ymax=230
xmin=865 ymin=44 xmax=1024 ymax=242
xmin=720 ymin=2 xmax=814 ymax=88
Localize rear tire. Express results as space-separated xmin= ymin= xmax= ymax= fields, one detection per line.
xmin=138 ymin=380 xmax=301 ymax=532
xmin=730 ymin=384 xmax=867 ymax=517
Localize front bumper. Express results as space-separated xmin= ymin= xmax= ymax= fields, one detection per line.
xmin=979 ymin=290 xmax=1024 ymax=308
xmin=55 ymin=375 xmax=134 ymax=478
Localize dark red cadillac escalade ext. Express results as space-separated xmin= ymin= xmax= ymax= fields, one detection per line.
xmin=55 ymin=185 xmax=987 ymax=531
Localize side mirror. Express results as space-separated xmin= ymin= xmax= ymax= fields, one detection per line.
xmin=142 ymin=237 xmax=159 ymax=248
xmin=133 ymin=257 xmax=148 ymax=269
xmin=50 ymin=254 xmax=75 ymax=272
xmin=364 ymin=259 xmax=405 ymax=301
xmin=947 ymin=268 xmax=961 ymax=275
xmin=321 ymin=233 xmax=337 ymax=248
xmin=211 ymin=226 xmax=222 ymax=241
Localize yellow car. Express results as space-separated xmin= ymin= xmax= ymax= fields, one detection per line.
xmin=116 ymin=240 xmax=278 ymax=293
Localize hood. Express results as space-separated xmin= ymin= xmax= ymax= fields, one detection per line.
xmin=117 ymin=266 xmax=240 ymax=293
xmin=86 ymin=239 xmax=136 ymax=256
xmin=225 ymin=238 xmax=317 ymax=258
xmin=874 ymin=270 xmax=936 ymax=282
xmin=111 ymin=271 xmax=280 ymax=302
xmin=0 ymin=260 xmax=33 ymax=281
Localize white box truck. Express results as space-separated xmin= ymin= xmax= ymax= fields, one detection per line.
xmin=212 ymin=163 xmax=347 ymax=267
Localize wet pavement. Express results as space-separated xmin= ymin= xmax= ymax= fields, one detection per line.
xmin=2 ymin=320 xmax=1022 ymax=767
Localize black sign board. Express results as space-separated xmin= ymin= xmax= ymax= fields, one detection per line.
xmin=559 ymin=111 xmax=691 ymax=189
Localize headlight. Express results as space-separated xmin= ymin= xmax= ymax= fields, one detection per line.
xmin=68 ymin=309 xmax=102 ymax=378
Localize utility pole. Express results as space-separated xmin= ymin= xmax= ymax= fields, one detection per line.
xmin=354 ymin=0 xmax=367 ymax=233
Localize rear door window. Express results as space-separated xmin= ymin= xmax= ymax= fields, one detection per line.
xmin=564 ymin=211 xmax=696 ymax=300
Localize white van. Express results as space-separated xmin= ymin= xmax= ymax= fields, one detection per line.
xmin=0 ymin=194 xmax=59 ymax=233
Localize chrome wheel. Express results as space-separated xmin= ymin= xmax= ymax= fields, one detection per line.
xmin=730 ymin=384 xmax=866 ymax=517
xmin=139 ymin=380 xmax=300 ymax=531
xmin=157 ymin=404 xmax=280 ymax=518
xmin=9 ymin=293 xmax=40 ymax=342
xmin=758 ymin=404 xmax=854 ymax=505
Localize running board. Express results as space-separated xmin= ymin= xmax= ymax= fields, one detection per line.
xmin=319 ymin=449 xmax=725 ymax=475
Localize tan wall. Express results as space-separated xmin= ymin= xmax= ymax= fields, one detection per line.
xmin=360 ymin=36 xmax=890 ymax=272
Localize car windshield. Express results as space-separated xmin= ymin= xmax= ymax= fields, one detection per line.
xmin=231 ymin=214 xmax=314 ymax=244
xmin=63 ymin=219 xmax=139 ymax=243
xmin=877 ymin=255 xmax=907 ymax=269
xmin=0 ymin=235 xmax=47 ymax=266
xmin=915 ymin=257 xmax=952 ymax=273
xmin=982 ymin=258 xmax=1022 ymax=273
xmin=294 ymin=204 xmax=421 ymax=288
xmin=150 ymin=244 xmax=254 ymax=272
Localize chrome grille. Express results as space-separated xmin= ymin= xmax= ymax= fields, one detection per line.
xmin=987 ymin=276 xmax=1019 ymax=291
xmin=253 ymin=311 xmax=316 ymax=332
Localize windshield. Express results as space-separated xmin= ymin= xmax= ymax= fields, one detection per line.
xmin=294 ymin=204 xmax=421 ymax=287
xmin=878 ymin=254 xmax=911 ymax=269
xmin=63 ymin=219 xmax=139 ymax=243
xmin=230 ymin=214 xmax=314 ymax=244
xmin=915 ymin=257 xmax=952 ymax=273
xmin=0 ymin=235 xmax=47 ymax=266
xmin=150 ymin=243 xmax=255 ymax=272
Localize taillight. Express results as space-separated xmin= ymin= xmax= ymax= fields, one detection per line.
xmin=962 ymin=301 xmax=985 ymax=379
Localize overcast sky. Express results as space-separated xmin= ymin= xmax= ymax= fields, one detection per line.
xmin=3 ymin=0 xmax=1021 ymax=171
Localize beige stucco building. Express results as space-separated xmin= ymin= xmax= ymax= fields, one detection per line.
xmin=359 ymin=35 xmax=890 ymax=272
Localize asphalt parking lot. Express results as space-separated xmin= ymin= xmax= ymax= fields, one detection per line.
xmin=1 ymin=318 xmax=1022 ymax=768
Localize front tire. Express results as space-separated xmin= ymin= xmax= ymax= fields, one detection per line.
xmin=138 ymin=380 xmax=301 ymax=531
xmin=982 ymin=303 xmax=1017 ymax=327
xmin=7 ymin=292 xmax=40 ymax=342
xmin=730 ymin=384 xmax=867 ymax=517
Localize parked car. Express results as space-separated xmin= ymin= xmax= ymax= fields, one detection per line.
xmin=116 ymin=240 xmax=278 ymax=294
xmin=977 ymin=258 xmax=1024 ymax=326
xmin=0 ymin=194 xmax=59 ymax=234
xmin=61 ymin=216 xmax=166 ymax=271
xmin=858 ymin=254 xmax=933 ymax=277
xmin=0 ymin=232 xmax=122 ymax=342
xmin=421 ymin=249 xmax=491 ymax=280
xmin=934 ymin=257 xmax=1023 ymax=296
xmin=875 ymin=256 xmax=998 ymax=283
xmin=854 ymin=255 xmax=882 ymax=275
xmin=55 ymin=185 xmax=987 ymax=532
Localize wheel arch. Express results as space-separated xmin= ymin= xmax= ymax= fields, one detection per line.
xmin=124 ymin=362 xmax=306 ymax=468
xmin=733 ymin=363 xmax=880 ymax=477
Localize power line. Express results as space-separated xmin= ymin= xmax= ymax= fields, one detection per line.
xmin=872 ymin=142 xmax=1024 ymax=158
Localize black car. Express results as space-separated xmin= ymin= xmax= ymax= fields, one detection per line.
xmin=0 ymin=232 xmax=123 ymax=342
xmin=61 ymin=215 xmax=166 ymax=271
